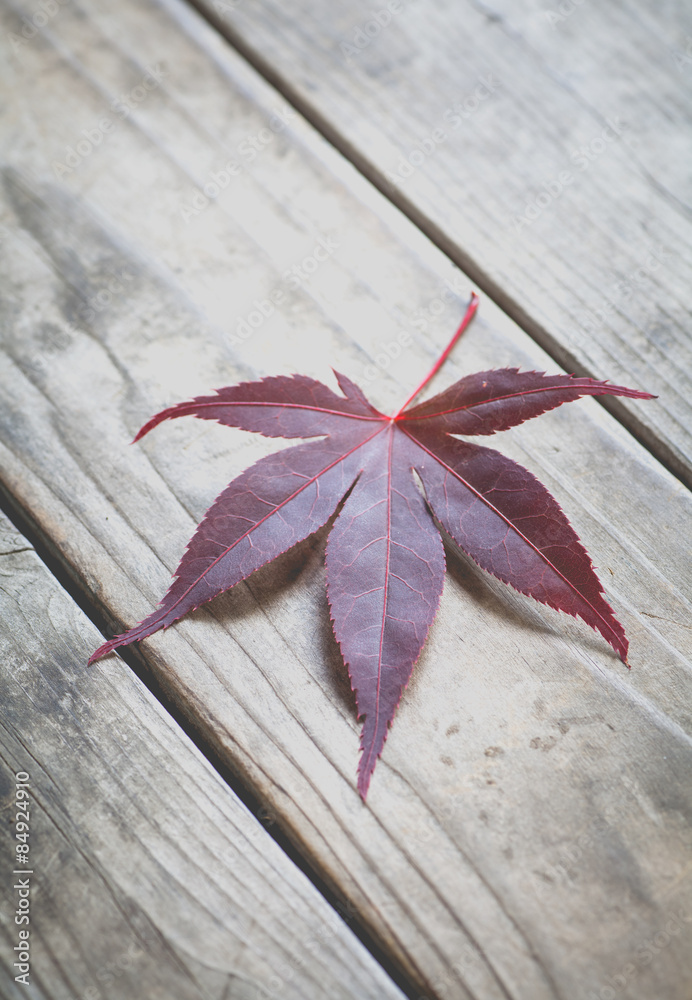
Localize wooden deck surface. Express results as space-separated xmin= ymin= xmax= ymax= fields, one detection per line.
xmin=1 ymin=1 xmax=690 ymax=998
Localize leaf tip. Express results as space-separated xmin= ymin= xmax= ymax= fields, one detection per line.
xmin=132 ymin=415 xmax=160 ymax=443
xmin=613 ymin=633 xmax=629 ymax=666
xmin=88 ymin=640 xmax=116 ymax=665
xmin=356 ymin=762 xmax=373 ymax=801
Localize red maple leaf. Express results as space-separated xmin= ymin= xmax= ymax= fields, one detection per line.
xmin=91 ymin=295 xmax=655 ymax=798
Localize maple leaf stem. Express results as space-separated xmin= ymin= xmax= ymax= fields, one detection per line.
xmin=391 ymin=292 xmax=479 ymax=419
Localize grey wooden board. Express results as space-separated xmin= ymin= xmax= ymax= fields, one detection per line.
xmin=192 ymin=0 xmax=692 ymax=489
xmin=0 ymin=511 xmax=406 ymax=1000
xmin=1 ymin=0 xmax=692 ymax=997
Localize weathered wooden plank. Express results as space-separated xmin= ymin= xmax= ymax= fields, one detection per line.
xmin=1 ymin=1 xmax=692 ymax=998
xmin=0 ymin=511 xmax=406 ymax=1000
xmin=192 ymin=0 xmax=692 ymax=488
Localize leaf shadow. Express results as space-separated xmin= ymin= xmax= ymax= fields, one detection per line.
xmin=170 ymin=512 xmax=614 ymax=729
xmin=191 ymin=522 xmax=357 ymax=719
xmin=443 ymin=540 xmax=553 ymax=633
xmin=440 ymin=532 xmax=618 ymax=664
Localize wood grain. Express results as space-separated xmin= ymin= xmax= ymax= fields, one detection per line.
xmin=191 ymin=0 xmax=692 ymax=488
xmin=0 ymin=512 xmax=406 ymax=1000
xmin=1 ymin=0 xmax=691 ymax=997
